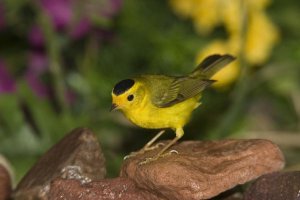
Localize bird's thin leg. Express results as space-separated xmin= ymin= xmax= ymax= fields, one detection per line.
xmin=139 ymin=128 xmax=184 ymax=165
xmin=142 ymin=130 xmax=166 ymax=151
xmin=155 ymin=128 xmax=183 ymax=157
xmin=124 ymin=130 xmax=165 ymax=160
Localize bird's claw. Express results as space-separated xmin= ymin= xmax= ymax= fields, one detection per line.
xmin=145 ymin=142 xmax=165 ymax=150
xmin=124 ymin=143 xmax=166 ymax=160
xmin=123 ymin=154 xmax=133 ymax=160
xmin=139 ymin=157 xmax=158 ymax=165
xmin=138 ymin=149 xmax=179 ymax=165
xmin=124 ymin=151 xmax=142 ymax=160
xmin=168 ymin=149 xmax=179 ymax=155
xmin=158 ymin=149 xmax=179 ymax=158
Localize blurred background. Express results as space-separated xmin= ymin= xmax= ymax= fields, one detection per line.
xmin=0 ymin=0 xmax=299 ymax=181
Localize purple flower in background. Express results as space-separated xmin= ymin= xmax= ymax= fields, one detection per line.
xmin=28 ymin=26 xmax=44 ymax=48
xmin=24 ymin=0 xmax=123 ymax=100
xmin=27 ymin=0 xmax=123 ymax=49
xmin=25 ymin=52 xmax=50 ymax=98
xmin=0 ymin=60 xmax=16 ymax=94
xmin=40 ymin=0 xmax=72 ymax=30
xmin=101 ymin=0 xmax=123 ymax=18
xmin=26 ymin=52 xmax=77 ymax=104
xmin=38 ymin=0 xmax=123 ymax=39
xmin=70 ymin=18 xmax=91 ymax=39
xmin=28 ymin=51 xmax=48 ymax=73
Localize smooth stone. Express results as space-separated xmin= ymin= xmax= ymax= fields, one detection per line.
xmin=13 ymin=127 xmax=106 ymax=199
xmin=121 ymin=139 xmax=284 ymax=200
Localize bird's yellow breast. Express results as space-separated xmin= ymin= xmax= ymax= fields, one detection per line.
xmin=122 ymin=94 xmax=201 ymax=130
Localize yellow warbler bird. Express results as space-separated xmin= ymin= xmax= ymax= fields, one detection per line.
xmin=111 ymin=54 xmax=235 ymax=163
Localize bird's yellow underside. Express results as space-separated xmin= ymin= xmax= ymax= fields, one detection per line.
xmin=122 ymin=92 xmax=201 ymax=130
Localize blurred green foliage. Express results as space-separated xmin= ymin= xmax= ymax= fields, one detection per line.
xmin=0 ymin=0 xmax=299 ymax=181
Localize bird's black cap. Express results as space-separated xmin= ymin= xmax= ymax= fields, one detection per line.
xmin=113 ymin=79 xmax=135 ymax=95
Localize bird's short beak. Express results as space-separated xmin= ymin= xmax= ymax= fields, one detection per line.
xmin=110 ymin=103 xmax=118 ymax=112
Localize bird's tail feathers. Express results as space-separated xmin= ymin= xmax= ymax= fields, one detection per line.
xmin=190 ymin=54 xmax=236 ymax=78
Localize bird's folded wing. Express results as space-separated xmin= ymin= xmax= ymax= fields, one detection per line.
xmin=150 ymin=76 xmax=214 ymax=108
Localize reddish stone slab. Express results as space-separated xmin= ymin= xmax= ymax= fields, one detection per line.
xmin=244 ymin=171 xmax=300 ymax=200
xmin=13 ymin=127 xmax=106 ymax=199
xmin=0 ymin=164 xmax=11 ymax=200
xmin=49 ymin=177 xmax=165 ymax=200
xmin=121 ymin=139 xmax=284 ymax=200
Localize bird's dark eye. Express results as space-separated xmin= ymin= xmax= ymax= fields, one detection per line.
xmin=127 ymin=94 xmax=134 ymax=101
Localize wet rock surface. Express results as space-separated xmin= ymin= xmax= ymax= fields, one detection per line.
xmin=244 ymin=171 xmax=300 ymax=200
xmin=13 ymin=127 xmax=106 ymax=199
xmin=121 ymin=139 xmax=285 ymax=200
xmin=0 ymin=158 xmax=12 ymax=200
xmin=49 ymin=177 xmax=165 ymax=200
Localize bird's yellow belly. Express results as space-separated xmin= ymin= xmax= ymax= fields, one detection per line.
xmin=124 ymin=97 xmax=200 ymax=130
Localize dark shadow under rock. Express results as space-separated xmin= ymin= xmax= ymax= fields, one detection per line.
xmin=13 ymin=127 xmax=106 ymax=199
xmin=121 ymin=139 xmax=285 ymax=200
xmin=49 ymin=177 xmax=165 ymax=200
xmin=210 ymin=187 xmax=244 ymax=200
xmin=244 ymin=171 xmax=300 ymax=200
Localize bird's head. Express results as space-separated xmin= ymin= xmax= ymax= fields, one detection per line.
xmin=111 ymin=79 xmax=145 ymax=113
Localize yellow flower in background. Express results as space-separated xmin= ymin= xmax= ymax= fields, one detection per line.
xmin=196 ymin=40 xmax=240 ymax=88
xmin=192 ymin=0 xmax=221 ymax=35
xmin=169 ymin=0 xmax=279 ymax=87
xmin=222 ymin=0 xmax=242 ymax=34
xmin=246 ymin=0 xmax=271 ymax=10
xmin=244 ymin=10 xmax=279 ymax=65
xmin=169 ymin=0 xmax=194 ymax=18
xmin=170 ymin=0 xmax=221 ymax=35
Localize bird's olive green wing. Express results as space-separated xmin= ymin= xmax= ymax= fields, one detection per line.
xmin=141 ymin=54 xmax=235 ymax=108
xmin=154 ymin=77 xmax=214 ymax=107
xmin=140 ymin=75 xmax=214 ymax=108
xmin=138 ymin=75 xmax=179 ymax=107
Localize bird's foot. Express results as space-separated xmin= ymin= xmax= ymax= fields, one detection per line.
xmin=124 ymin=151 xmax=142 ymax=160
xmin=146 ymin=142 xmax=165 ymax=150
xmin=124 ymin=142 xmax=165 ymax=160
xmin=162 ymin=149 xmax=179 ymax=157
xmin=138 ymin=149 xmax=178 ymax=165
xmin=139 ymin=156 xmax=158 ymax=165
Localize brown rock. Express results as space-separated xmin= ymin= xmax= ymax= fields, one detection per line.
xmin=244 ymin=171 xmax=300 ymax=200
xmin=49 ymin=177 xmax=165 ymax=200
xmin=13 ymin=127 xmax=106 ymax=199
xmin=121 ymin=139 xmax=284 ymax=200
xmin=0 ymin=164 xmax=11 ymax=200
